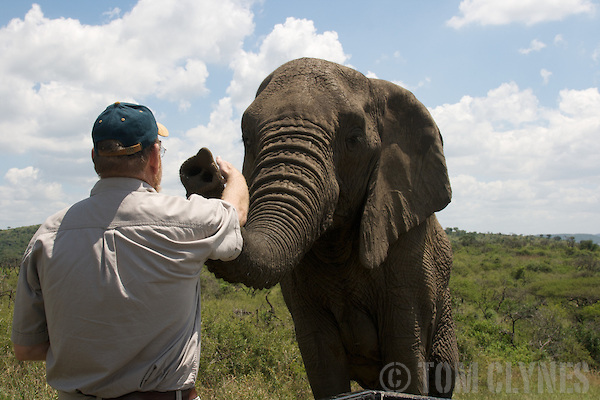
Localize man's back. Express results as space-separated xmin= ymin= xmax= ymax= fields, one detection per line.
xmin=13 ymin=177 xmax=242 ymax=397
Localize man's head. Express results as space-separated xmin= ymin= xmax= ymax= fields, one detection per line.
xmin=92 ymin=102 xmax=168 ymax=190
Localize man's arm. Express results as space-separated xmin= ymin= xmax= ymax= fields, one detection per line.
xmin=216 ymin=157 xmax=249 ymax=227
xmin=13 ymin=342 xmax=49 ymax=361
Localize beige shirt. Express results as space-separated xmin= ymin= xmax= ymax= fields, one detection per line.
xmin=12 ymin=177 xmax=242 ymax=398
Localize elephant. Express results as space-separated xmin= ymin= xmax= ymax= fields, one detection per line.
xmin=181 ymin=57 xmax=458 ymax=399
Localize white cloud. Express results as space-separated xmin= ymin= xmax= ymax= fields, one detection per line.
xmin=5 ymin=166 xmax=39 ymax=185
xmin=431 ymin=84 xmax=600 ymax=234
xmin=227 ymin=17 xmax=349 ymax=113
xmin=558 ymin=87 xmax=600 ymax=116
xmin=554 ymin=34 xmax=567 ymax=47
xmin=0 ymin=167 xmax=68 ymax=227
xmin=394 ymin=77 xmax=432 ymax=92
xmin=156 ymin=59 xmax=210 ymax=110
xmin=0 ymin=0 xmax=255 ymax=155
xmin=184 ymin=97 xmax=242 ymax=160
xmin=447 ymin=0 xmax=596 ymax=28
xmin=518 ymin=39 xmax=547 ymax=54
xmin=541 ymin=69 xmax=552 ymax=84
xmin=103 ymin=7 xmax=121 ymax=20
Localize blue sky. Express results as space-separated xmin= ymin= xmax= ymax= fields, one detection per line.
xmin=0 ymin=0 xmax=598 ymax=235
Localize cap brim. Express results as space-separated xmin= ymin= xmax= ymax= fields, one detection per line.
xmin=157 ymin=122 xmax=169 ymax=137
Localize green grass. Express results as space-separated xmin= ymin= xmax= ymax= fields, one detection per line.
xmin=195 ymin=274 xmax=312 ymax=399
xmin=0 ymin=267 xmax=55 ymax=399
xmin=453 ymin=364 xmax=600 ymax=399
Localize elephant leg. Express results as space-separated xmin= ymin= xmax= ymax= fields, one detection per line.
xmin=281 ymin=277 xmax=351 ymax=399
xmin=380 ymin=336 xmax=428 ymax=395
xmin=427 ymin=289 xmax=458 ymax=398
xmin=379 ymin=292 xmax=430 ymax=395
xmin=295 ymin=322 xmax=351 ymax=399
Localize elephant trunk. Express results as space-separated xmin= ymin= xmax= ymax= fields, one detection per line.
xmin=207 ymin=124 xmax=336 ymax=289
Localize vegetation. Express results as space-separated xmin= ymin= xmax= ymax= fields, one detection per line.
xmin=1 ymin=226 xmax=599 ymax=399
xmin=0 ymin=225 xmax=39 ymax=268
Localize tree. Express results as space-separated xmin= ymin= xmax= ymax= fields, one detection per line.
xmin=498 ymin=289 xmax=537 ymax=346
xmin=580 ymin=240 xmax=599 ymax=252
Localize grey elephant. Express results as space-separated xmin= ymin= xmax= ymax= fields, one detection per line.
xmin=182 ymin=58 xmax=458 ymax=399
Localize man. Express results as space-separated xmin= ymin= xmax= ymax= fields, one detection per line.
xmin=11 ymin=102 xmax=249 ymax=400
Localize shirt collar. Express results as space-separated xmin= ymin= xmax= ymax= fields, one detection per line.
xmin=90 ymin=177 xmax=157 ymax=196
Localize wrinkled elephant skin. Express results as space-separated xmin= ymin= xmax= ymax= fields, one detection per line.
xmin=199 ymin=58 xmax=458 ymax=399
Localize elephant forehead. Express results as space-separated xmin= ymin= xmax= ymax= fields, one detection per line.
xmin=248 ymin=72 xmax=370 ymax=124
xmin=249 ymin=92 xmax=341 ymax=123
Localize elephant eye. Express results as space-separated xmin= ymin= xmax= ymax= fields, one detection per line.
xmin=345 ymin=128 xmax=364 ymax=151
xmin=346 ymin=136 xmax=359 ymax=147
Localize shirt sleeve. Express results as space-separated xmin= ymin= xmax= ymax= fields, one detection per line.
xmin=11 ymin=238 xmax=50 ymax=346
xmin=186 ymin=195 xmax=243 ymax=262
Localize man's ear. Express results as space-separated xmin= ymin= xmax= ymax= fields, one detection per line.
xmin=148 ymin=143 xmax=161 ymax=173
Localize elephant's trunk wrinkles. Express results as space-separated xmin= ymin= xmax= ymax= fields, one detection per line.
xmin=209 ymin=124 xmax=335 ymax=289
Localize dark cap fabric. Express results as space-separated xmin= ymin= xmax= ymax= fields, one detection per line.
xmin=92 ymin=102 xmax=169 ymax=156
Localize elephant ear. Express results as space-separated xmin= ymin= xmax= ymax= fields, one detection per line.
xmin=359 ymin=79 xmax=451 ymax=269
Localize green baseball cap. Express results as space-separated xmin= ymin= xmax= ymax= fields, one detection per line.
xmin=92 ymin=102 xmax=169 ymax=156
